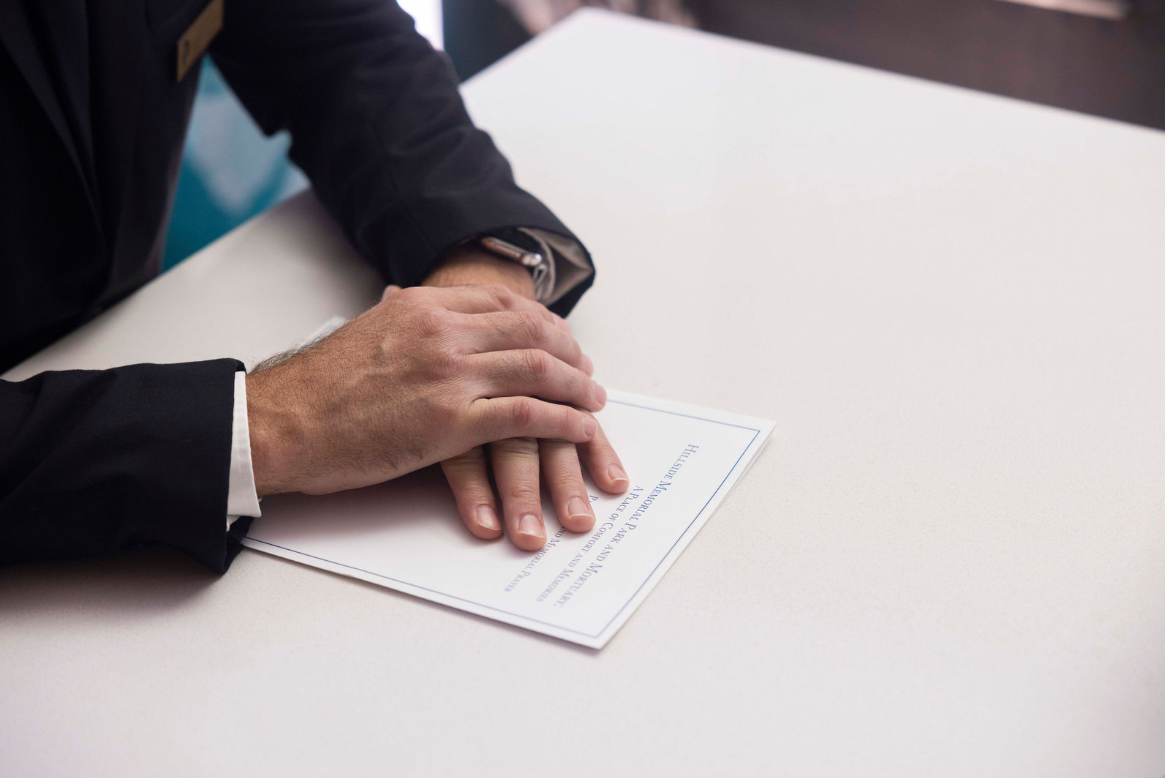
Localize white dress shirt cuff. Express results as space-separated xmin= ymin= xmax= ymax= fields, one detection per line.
xmin=226 ymin=370 xmax=262 ymax=529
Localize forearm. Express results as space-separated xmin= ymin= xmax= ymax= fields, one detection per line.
xmin=212 ymin=0 xmax=582 ymax=294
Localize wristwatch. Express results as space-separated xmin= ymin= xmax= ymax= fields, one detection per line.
xmin=475 ymin=229 xmax=555 ymax=302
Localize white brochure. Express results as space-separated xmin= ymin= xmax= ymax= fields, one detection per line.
xmin=244 ymin=375 xmax=772 ymax=648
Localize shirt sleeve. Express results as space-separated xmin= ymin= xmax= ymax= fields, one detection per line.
xmin=226 ymin=370 xmax=262 ymax=528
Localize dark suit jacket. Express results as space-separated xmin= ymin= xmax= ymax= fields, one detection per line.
xmin=0 ymin=0 xmax=593 ymax=571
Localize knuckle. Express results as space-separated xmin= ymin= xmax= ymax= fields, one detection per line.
xmin=565 ymin=337 xmax=583 ymax=364
xmin=518 ymin=312 xmax=545 ymax=345
xmin=555 ymin=475 xmax=585 ymax=496
xmin=523 ymin=349 xmax=551 ymax=381
xmin=484 ymin=283 xmax=512 ymax=307
xmin=449 ymin=475 xmax=492 ymax=501
xmin=444 ymin=446 xmax=485 ymax=469
xmin=567 ymin=407 xmax=592 ymax=437
xmin=546 ymin=458 xmax=583 ymax=487
xmin=420 ymin=345 xmax=461 ymax=380
xmin=510 ymin=397 xmax=535 ymax=428
xmin=506 ymin=484 xmax=542 ymax=504
xmin=415 ymin=308 xmax=448 ymax=339
xmin=494 ymin=436 xmax=539 ymax=458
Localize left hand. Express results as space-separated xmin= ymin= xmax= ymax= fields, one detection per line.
xmin=423 ymin=244 xmax=630 ymax=551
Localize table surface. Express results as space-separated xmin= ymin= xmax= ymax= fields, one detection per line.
xmin=3 ymin=10 xmax=1164 ymax=777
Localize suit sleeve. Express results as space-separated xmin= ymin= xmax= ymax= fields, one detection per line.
xmin=208 ymin=0 xmax=595 ymax=316
xmin=0 ymin=359 xmax=252 ymax=572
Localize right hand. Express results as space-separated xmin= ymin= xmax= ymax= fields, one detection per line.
xmin=245 ymin=284 xmax=605 ymax=497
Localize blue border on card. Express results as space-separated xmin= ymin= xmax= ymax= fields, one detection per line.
xmin=247 ymin=399 xmax=763 ymax=641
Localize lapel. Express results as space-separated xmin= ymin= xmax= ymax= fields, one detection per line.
xmin=0 ymin=0 xmax=101 ymax=230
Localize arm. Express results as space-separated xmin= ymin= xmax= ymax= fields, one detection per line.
xmin=212 ymin=0 xmax=622 ymax=548
xmin=0 ymin=1 xmax=606 ymax=571
xmin=209 ymin=0 xmax=594 ymax=315
xmin=0 ymin=286 xmax=605 ymax=571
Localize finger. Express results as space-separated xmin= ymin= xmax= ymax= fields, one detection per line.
xmin=463 ymin=310 xmax=587 ymax=371
xmin=470 ymin=396 xmax=597 ymax=446
xmin=578 ymin=416 xmax=630 ymax=494
xmin=540 ymin=439 xmax=595 ymax=533
xmin=490 ymin=438 xmax=546 ymax=551
xmin=381 ymin=284 xmax=401 ymax=301
xmin=471 ymin=349 xmax=606 ymax=412
xmin=440 ymin=447 xmax=503 ymax=540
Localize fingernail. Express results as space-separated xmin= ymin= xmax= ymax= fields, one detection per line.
xmin=518 ymin=513 xmax=544 ymax=538
xmin=594 ymin=382 xmax=607 ymax=408
xmin=608 ymin=464 xmax=628 ymax=485
xmin=567 ymin=497 xmax=592 ymax=521
xmin=581 ymin=354 xmax=594 ymax=376
xmin=477 ymin=505 xmax=500 ymax=532
xmin=583 ymin=416 xmax=597 ymax=437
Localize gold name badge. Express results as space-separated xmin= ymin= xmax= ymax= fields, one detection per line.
xmin=177 ymin=0 xmax=224 ymax=82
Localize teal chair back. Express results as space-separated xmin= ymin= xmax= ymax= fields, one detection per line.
xmin=163 ymin=60 xmax=307 ymax=270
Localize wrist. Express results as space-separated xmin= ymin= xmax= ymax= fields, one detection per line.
xmin=423 ymin=244 xmax=536 ymax=299
xmin=246 ymin=370 xmax=309 ymax=497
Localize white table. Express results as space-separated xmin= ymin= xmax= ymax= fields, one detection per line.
xmin=3 ymin=10 xmax=1164 ymax=777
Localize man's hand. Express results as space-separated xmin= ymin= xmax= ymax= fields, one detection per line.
xmin=423 ymin=245 xmax=629 ymax=551
xmin=246 ymin=283 xmax=605 ymax=497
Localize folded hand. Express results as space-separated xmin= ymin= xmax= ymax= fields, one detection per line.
xmin=423 ymin=247 xmax=630 ymax=551
xmin=246 ymin=282 xmax=605 ymax=498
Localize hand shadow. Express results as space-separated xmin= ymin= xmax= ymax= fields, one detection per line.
xmin=0 ymin=466 xmax=598 ymax=652
xmin=0 ymin=467 xmax=459 ymax=621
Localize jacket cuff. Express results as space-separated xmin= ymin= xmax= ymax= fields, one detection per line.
xmin=0 ymin=359 xmax=245 ymax=573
